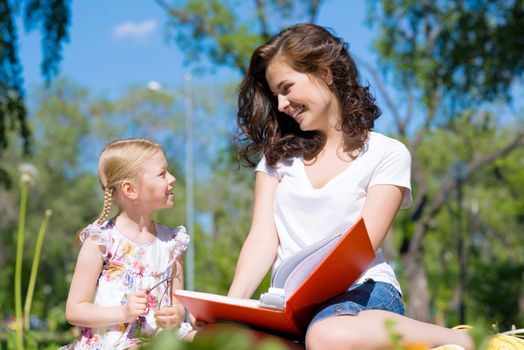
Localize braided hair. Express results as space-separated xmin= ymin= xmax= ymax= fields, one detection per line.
xmin=94 ymin=138 xmax=162 ymax=224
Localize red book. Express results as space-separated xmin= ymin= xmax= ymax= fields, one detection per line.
xmin=174 ymin=217 xmax=375 ymax=337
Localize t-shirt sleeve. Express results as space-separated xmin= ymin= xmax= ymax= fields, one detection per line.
xmin=369 ymin=140 xmax=412 ymax=209
xmin=255 ymin=156 xmax=281 ymax=180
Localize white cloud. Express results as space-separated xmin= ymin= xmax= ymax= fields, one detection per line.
xmin=147 ymin=81 xmax=162 ymax=91
xmin=111 ymin=19 xmax=157 ymax=41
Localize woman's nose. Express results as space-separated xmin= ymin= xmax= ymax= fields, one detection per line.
xmin=277 ymin=94 xmax=289 ymax=112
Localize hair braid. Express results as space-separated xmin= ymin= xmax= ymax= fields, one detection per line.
xmin=96 ymin=186 xmax=114 ymax=225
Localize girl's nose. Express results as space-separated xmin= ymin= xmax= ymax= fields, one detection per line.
xmin=277 ymin=94 xmax=290 ymax=112
xmin=168 ymin=172 xmax=176 ymax=184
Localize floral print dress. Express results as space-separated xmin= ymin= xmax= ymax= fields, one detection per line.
xmin=65 ymin=220 xmax=189 ymax=349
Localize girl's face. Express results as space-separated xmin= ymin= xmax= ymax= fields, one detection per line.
xmin=265 ymin=56 xmax=340 ymax=133
xmin=137 ymin=150 xmax=175 ymax=210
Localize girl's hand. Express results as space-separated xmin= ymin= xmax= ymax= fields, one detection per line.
xmin=154 ymin=304 xmax=185 ymax=329
xmin=123 ymin=291 xmax=148 ymax=323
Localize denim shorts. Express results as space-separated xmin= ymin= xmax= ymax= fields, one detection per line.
xmin=308 ymin=279 xmax=405 ymax=327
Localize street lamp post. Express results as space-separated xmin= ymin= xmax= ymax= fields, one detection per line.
xmin=453 ymin=161 xmax=467 ymax=324
xmin=147 ymin=78 xmax=194 ymax=291
xmin=184 ymin=72 xmax=194 ymax=291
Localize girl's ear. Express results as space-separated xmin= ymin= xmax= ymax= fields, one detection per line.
xmin=120 ymin=180 xmax=138 ymax=201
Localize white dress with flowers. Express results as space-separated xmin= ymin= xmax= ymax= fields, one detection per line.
xmin=66 ymin=220 xmax=189 ymax=350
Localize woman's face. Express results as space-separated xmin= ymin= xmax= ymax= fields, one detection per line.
xmin=265 ymin=56 xmax=339 ymax=132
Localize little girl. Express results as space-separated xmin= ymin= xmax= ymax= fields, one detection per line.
xmin=64 ymin=138 xmax=190 ymax=349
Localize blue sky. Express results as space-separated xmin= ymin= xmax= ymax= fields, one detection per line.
xmin=18 ymin=0 xmax=379 ymax=97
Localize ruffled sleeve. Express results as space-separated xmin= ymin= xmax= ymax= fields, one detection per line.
xmin=77 ymin=220 xmax=114 ymax=258
xmin=173 ymin=226 xmax=190 ymax=248
xmin=166 ymin=225 xmax=190 ymax=267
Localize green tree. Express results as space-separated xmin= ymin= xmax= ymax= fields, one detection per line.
xmin=370 ymin=0 xmax=524 ymax=105
xmin=157 ymin=0 xmax=524 ymax=325
xmin=0 ymin=78 xmax=103 ymax=329
xmin=154 ymin=0 xmax=329 ymax=297
xmin=400 ymin=112 xmax=524 ymax=326
xmin=155 ymin=0 xmax=326 ymax=74
xmin=366 ymin=0 xmax=524 ymax=322
xmin=0 ymin=0 xmax=70 ymax=185
xmin=0 ymin=77 xmax=242 ymax=335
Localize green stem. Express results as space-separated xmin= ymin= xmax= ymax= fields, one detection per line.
xmin=15 ymin=182 xmax=28 ymax=350
xmin=24 ymin=210 xmax=52 ymax=330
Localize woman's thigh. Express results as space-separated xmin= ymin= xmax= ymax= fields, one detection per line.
xmin=309 ymin=280 xmax=404 ymax=327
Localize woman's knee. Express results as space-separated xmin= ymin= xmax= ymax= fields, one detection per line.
xmin=306 ymin=318 xmax=365 ymax=350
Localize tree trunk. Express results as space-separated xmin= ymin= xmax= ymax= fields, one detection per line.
xmin=402 ymin=224 xmax=432 ymax=322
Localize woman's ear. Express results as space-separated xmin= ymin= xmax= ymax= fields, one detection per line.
xmin=324 ymin=68 xmax=333 ymax=86
xmin=120 ymin=180 xmax=138 ymax=201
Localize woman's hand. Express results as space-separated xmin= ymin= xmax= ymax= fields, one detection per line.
xmin=177 ymin=313 xmax=205 ymax=341
xmin=154 ymin=303 xmax=185 ymax=329
xmin=189 ymin=312 xmax=206 ymax=331
xmin=123 ymin=291 xmax=148 ymax=323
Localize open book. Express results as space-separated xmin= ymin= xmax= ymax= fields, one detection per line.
xmin=174 ymin=217 xmax=375 ymax=337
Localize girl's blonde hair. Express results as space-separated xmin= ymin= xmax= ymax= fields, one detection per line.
xmin=95 ymin=138 xmax=163 ymax=224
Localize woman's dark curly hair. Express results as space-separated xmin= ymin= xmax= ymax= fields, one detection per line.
xmin=236 ymin=23 xmax=381 ymax=167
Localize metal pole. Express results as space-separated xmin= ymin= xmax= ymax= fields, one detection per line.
xmin=453 ymin=162 xmax=467 ymax=324
xmin=184 ymin=72 xmax=194 ymax=291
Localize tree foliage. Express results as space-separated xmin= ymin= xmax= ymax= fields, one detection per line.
xmin=0 ymin=0 xmax=71 ymax=185
xmin=366 ymin=0 xmax=524 ymax=322
xmin=1 ymin=2 xmax=523 ymax=343
xmin=156 ymin=0 xmax=524 ymax=325
xmin=0 ymin=77 xmax=251 ymax=338
xmin=155 ymin=0 xmax=326 ymax=74
xmin=371 ymin=0 xmax=524 ymax=106
xmin=0 ymin=79 xmax=102 ymax=327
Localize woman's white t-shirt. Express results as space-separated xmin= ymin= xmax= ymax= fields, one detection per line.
xmin=255 ymin=132 xmax=412 ymax=293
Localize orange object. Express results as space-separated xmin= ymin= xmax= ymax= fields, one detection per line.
xmin=174 ymin=218 xmax=375 ymax=337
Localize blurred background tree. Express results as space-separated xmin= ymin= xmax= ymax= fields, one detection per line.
xmin=367 ymin=0 xmax=524 ymax=323
xmin=156 ymin=0 xmax=524 ymax=326
xmin=0 ymin=0 xmax=71 ymax=186
xmin=0 ymin=1 xmax=523 ymax=347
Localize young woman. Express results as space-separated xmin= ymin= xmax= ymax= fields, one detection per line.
xmin=228 ymin=23 xmax=473 ymax=350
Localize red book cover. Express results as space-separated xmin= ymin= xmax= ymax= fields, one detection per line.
xmin=174 ymin=217 xmax=375 ymax=337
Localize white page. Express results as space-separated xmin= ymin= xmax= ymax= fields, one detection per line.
xmin=176 ymin=290 xmax=261 ymax=308
xmin=282 ymin=236 xmax=341 ymax=297
xmin=270 ymin=234 xmax=342 ymax=294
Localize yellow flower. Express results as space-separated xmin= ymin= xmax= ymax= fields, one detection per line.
xmin=106 ymin=261 xmax=125 ymax=278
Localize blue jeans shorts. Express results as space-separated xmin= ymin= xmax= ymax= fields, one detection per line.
xmin=309 ymin=279 xmax=405 ymax=327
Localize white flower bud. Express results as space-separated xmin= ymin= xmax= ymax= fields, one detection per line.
xmin=19 ymin=163 xmax=38 ymax=186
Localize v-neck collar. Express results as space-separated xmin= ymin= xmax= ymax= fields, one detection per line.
xmin=299 ymin=132 xmax=371 ymax=190
xmin=299 ymin=156 xmax=355 ymax=190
